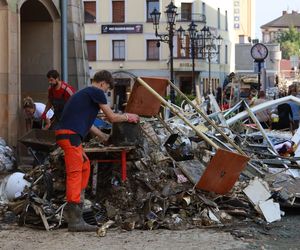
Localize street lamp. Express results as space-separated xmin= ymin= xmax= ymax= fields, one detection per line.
xmin=199 ymin=26 xmax=223 ymax=95
xmin=150 ymin=1 xmax=178 ymax=104
xmin=177 ymin=21 xmax=200 ymax=96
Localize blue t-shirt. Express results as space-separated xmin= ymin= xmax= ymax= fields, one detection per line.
xmin=57 ymin=86 xmax=107 ymax=138
xmin=288 ymin=101 xmax=300 ymax=121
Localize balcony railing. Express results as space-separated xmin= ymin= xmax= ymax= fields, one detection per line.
xmin=177 ymin=13 xmax=206 ymax=23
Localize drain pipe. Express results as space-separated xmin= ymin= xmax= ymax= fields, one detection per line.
xmin=61 ymin=0 xmax=68 ymax=82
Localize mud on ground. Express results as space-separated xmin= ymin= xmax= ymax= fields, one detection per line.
xmin=0 ymin=211 xmax=299 ymax=250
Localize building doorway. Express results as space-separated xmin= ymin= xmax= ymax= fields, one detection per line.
xmin=179 ymin=76 xmax=193 ymax=95
xmin=20 ymin=0 xmax=59 ymax=103
xmin=114 ymin=78 xmax=131 ymax=112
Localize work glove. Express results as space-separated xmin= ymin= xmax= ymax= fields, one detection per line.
xmin=125 ymin=113 xmax=140 ymax=123
xmin=40 ymin=111 xmax=47 ymax=120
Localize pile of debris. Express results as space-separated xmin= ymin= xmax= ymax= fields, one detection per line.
xmin=0 ymin=117 xmax=286 ymax=231
xmin=1 ymin=77 xmax=300 ymax=234
xmin=87 ymin=120 xmax=262 ymax=231
xmin=0 ymin=137 xmax=15 ymax=172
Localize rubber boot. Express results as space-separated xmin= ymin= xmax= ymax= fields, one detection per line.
xmin=65 ymin=203 xmax=97 ymax=232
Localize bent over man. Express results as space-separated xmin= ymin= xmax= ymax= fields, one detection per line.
xmin=55 ymin=70 xmax=139 ymax=232
xmin=41 ymin=70 xmax=75 ymax=129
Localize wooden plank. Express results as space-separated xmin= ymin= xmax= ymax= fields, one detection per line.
xmin=196 ymin=149 xmax=249 ymax=194
xmin=84 ymin=146 xmax=135 ymax=153
xmin=125 ymin=77 xmax=169 ymax=116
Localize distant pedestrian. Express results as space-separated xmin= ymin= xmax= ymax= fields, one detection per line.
xmin=271 ymin=103 xmax=293 ymax=131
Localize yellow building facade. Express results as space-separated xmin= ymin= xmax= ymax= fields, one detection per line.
xmin=83 ymin=0 xmax=235 ymax=108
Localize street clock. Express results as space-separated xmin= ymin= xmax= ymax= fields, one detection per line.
xmin=250 ymin=43 xmax=268 ymax=61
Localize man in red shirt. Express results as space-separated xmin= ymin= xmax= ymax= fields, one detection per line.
xmin=41 ymin=70 xmax=75 ymax=129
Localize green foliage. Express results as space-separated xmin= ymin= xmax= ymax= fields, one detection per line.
xmin=276 ymin=27 xmax=300 ymax=59
xmin=165 ymin=94 xmax=196 ymax=106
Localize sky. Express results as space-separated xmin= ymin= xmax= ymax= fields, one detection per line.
xmin=255 ymin=0 xmax=300 ymax=39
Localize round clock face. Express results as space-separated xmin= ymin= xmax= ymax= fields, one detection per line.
xmin=250 ymin=43 xmax=268 ymax=60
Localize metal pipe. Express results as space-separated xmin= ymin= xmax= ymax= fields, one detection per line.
xmin=61 ymin=0 xmax=68 ymax=82
xmin=169 ymin=22 xmax=175 ymax=103
xmin=208 ymin=55 xmax=211 ymax=94
xmin=191 ymin=39 xmax=195 ymax=95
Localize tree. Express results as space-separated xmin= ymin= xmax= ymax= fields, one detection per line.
xmin=276 ymin=27 xmax=300 ymax=59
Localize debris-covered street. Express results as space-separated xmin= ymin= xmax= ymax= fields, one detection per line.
xmin=1 ymin=77 xmax=300 ymax=249
xmin=1 ymin=0 xmax=300 ymax=249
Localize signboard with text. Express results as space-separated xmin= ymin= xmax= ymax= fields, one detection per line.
xmin=101 ymin=24 xmax=143 ymax=34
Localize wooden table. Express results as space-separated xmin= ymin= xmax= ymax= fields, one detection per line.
xmin=84 ymin=146 xmax=135 ymax=182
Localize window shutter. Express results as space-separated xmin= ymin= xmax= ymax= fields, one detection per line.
xmin=87 ymin=40 xmax=96 ymax=61
xmin=112 ymin=1 xmax=124 ymax=23
xmin=84 ymin=1 xmax=96 ymax=23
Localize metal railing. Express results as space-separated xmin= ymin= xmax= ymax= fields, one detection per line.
xmin=177 ymin=13 xmax=206 ymax=23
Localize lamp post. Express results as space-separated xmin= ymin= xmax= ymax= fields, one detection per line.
xmin=178 ymin=21 xmax=199 ymax=96
xmin=199 ymin=26 xmax=223 ymax=95
xmin=150 ymin=1 xmax=178 ymax=104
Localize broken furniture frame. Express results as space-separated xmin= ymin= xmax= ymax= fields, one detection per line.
xmin=84 ymin=146 xmax=135 ymax=182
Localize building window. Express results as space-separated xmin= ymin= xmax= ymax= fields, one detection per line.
xmin=147 ymin=0 xmax=159 ymax=22
xmin=112 ymin=1 xmax=125 ymax=23
xmin=225 ymin=10 xmax=228 ymax=31
xmin=225 ymin=45 xmax=228 ymax=64
xmin=86 ymin=40 xmax=96 ymax=61
xmin=217 ymin=8 xmax=220 ymax=29
xmin=181 ymin=3 xmax=192 ymax=21
xmin=217 ymin=45 xmax=221 ymax=64
xmin=147 ymin=40 xmax=159 ymax=60
xmin=84 ymin=1 xmax=96 ymax=23
xmin=178 ymin=35 xmax=189 ymax=58
xmin=113 ymin=40 xmax=125 ymax=60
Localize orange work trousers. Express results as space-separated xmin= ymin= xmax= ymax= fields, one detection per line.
xmin=55 ymin=129 xmax=90 ymax=203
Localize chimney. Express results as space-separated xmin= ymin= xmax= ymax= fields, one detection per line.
xmin=239 ymin=35 xmax=247 ymax=44
xmin=282 ymin=11 xmax=287 ymax=15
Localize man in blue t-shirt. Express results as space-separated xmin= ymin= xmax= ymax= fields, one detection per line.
xmin=55 ymin=70 xmax=139 ymax=232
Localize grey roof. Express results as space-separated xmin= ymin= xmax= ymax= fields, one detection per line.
xmin=261 ymin=11 xmax=300 ymax=29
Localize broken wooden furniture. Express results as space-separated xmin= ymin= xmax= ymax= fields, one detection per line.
xmin=84 ymin=146 xmax=135 ymax=182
